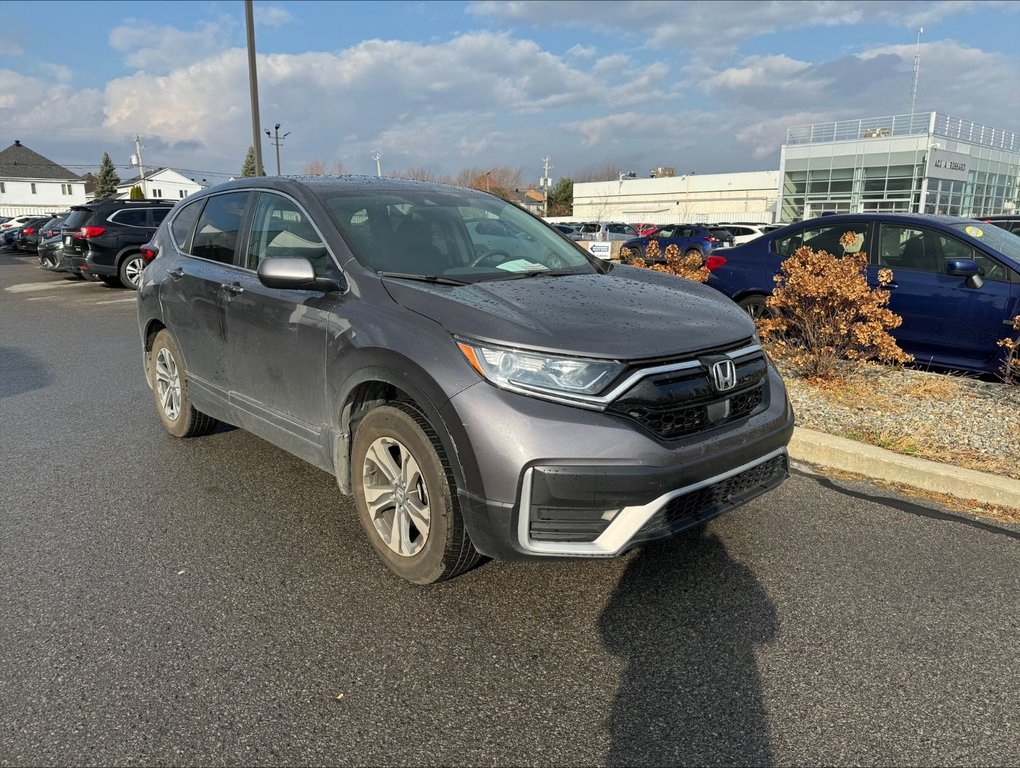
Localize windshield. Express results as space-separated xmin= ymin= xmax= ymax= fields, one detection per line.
xmin=951 ymin=221 xmax=1020 ymax=265
xmin=320 ymin=186 xmax=599 ymax=282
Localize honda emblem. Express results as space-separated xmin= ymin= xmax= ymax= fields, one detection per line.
xmin=710 ymin=359 xmax=737 ymax=392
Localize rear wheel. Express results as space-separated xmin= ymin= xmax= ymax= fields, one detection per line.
xmin=352 ymin=403 xmax=480 ymax=584
xmin=119 ymin=253 xmax=145 ymax=290
xmin=683 ymin=247 xmax=703 ymax=260
xmin=150 ymin=330 xmax=219 ymax=438
xmin=738 ymin=294 xmax=772 ymax=320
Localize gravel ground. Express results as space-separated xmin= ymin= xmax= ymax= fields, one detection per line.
xmin=778 ymin=362 xmax=1020 ymax=480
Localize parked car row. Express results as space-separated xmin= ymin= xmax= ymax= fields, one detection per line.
xmin=702 ymin=213 xmax=1020 ymax=376
xmin=1 ymin=198 xmax=176 ymax=289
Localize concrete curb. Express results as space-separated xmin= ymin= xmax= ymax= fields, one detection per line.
xmin=788 ymin=427 xmax=1020 ymax=509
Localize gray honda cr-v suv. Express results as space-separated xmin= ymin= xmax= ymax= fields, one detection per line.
xmin=137 ymin=176 xmax=794 ymax=583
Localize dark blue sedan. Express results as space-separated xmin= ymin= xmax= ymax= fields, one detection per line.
xmin=704 ymin=213 xmax=1020 ymax=375
xmin=621 ymin=223 xmax=735 ymax=264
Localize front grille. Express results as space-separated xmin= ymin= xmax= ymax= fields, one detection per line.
xmin=635 ymin=454 xmax=788 ymax=541
xmin=607 ymin=347 xmax=768 ymax=440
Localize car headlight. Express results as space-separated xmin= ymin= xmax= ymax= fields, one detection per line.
xmin=456 ymin=339 xmax=624 ymax=401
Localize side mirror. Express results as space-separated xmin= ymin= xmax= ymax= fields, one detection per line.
xmin=257 ymin=257 xmax=343 ymax=292
xmin=946 ymin=258 xmax=983 ymax=289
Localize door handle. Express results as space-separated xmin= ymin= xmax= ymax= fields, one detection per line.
xmin=167 ymin=267 xmax=184 ymax=280
xmin=221 ymin=282 xmax=244 ymax=296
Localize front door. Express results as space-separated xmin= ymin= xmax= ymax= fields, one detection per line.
xmin=224 ymin=191 xmax=339 ymax=462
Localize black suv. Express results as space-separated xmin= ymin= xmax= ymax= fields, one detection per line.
xmin=138 ymin=177 xmax=793 ymax=584
xmin=63 ymin=199 xmax=175 ymax=288
xmin=979 ymin=215 xmax=1020 ymax=235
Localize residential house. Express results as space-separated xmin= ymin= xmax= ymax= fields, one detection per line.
xmin=115 ymin=168 xmax=206 ymax=201
xmin=0 ymin=140 xmax=86 ymax=217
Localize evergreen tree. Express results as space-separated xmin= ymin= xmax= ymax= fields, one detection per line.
xmin=93 ymin=152 xmax=121 ymax=199
xmin=129 ymin=185 xmax=144 ymax=199
xmin=241 ymin=145 xmax=257 ymax=177
xmin=547 ymin=177 xmax=574 ymax=217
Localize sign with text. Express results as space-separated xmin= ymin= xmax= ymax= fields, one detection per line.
xmin=926 ymin=148 xmax=970 ymax=182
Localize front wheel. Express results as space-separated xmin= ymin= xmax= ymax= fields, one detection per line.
xmin=351 ymin=403 xmax=480 ymax=584
xmin=149 ymin=330 xmax=219 ymax=438
xmin=119 ymin=253 xmax=145 ymax=290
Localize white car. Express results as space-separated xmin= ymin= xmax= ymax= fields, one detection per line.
xmin=714 ymin=223 xmax=772 ymax=245
xmin=1 ymin=215 xmax=40 ymax=230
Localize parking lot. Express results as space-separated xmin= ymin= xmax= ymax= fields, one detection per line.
xmin=2 ymin=249 xmax=1019 ymax=766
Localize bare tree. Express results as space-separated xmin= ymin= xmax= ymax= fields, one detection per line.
xmin=453 ymin=166 xmax=524 ymax=201
xmin=575 ymin=163 xmax=624 ymax=183
xmin=303 ymin=160 xmax=326 ymax=176
xmin=331 ymin=161 xmax=346 ymax=175
xmin=392 ymin=167 xmax=439 ymax=182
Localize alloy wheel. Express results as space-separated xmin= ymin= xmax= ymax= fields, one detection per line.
xmin=361 ymin=436 xmax=431 ymax=557
xmin=154 ymin=347 xmax=182 ymax=421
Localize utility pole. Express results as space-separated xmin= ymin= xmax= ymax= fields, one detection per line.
xmin=541 ymin=156 xmax=552 ymax=217
xmin=371 ymin=150 xmax=382 ymax=177
xmin=133 ymin=134 xmax=146 ymax=197
xmin=909 ymin=27 xmax=923 ymax=118
xmin=264 ymin=123 xmax=290 ymax=175
xmin=244 ymin=0 xmax=265 ymax=176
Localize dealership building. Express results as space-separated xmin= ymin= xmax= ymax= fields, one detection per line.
xmin=778 ymin=112 xmax=1020 ymax=221
xmin=566 ymin=111 xmax=1018 ymax=226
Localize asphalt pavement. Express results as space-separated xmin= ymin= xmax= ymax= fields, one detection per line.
xmin=2 ymin=250 xmax=1018 ymax=766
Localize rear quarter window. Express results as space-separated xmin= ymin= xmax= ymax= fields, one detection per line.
xmin=170 ymin=199 xmax=204 ymax=253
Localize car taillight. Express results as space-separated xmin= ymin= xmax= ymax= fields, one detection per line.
xmin=23 ymin=227 xmax=35 ymax=235
xmin=80 ymin=226 xmax=106 ymax=238
xmin=705 ymin=235 xmax=717 ymax=243
xmin=705 ymin=255 xmax=727 ymax=271
xmin=141 ymin=243 xmax=159 ymax=263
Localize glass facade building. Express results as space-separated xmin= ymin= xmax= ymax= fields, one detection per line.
xmin=777 ymin=112 xmax=1020 ymax=222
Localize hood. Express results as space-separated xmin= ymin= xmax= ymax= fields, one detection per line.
xmin=382 ymin=266 xmax=755 ymax=359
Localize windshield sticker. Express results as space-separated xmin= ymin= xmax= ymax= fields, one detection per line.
xmin=965 ymin=225 xmax=984 ymax=237
xmin=496 ymin=260 xmax=549 ymax=272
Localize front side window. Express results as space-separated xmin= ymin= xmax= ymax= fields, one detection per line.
xmin=191 ymin=192 xmax=250 ymax=264
xmin=246 ymin=193 xmax=331 ymax=275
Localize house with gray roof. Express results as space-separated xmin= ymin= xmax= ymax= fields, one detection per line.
xmin=0 ymin=140 xmax=86 ymax=216
xmin=114 ymin=167 xmax=206 ymax=201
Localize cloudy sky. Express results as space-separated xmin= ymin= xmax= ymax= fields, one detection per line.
xmin=1 ymin=0 xmax=1017 ymax=185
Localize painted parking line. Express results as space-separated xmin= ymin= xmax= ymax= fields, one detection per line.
xmin=5 ymin=280 xmax=92 ymax=293
xmin=25 ymin=295 xmax=62 ymax=301
xmin=93 ymin=297 xmax=137 ymax=305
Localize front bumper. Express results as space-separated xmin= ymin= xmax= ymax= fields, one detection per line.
xmin=443 ymin=365 xmax=795 ymax=560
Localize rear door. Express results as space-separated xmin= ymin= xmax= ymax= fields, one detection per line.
xmin=159 ymin=192 xmax=253 ymax=410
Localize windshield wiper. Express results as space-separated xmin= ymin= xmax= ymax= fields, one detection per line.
xmin=486 ymin=270 xmax=583 ymax=281
xmin=378 ymin=271 xmax=469 ymax=286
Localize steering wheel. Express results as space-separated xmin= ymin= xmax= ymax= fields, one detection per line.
xmin=470 ymin=250 xmax=511 ymax=268
xmin=544 ymin=250 xmax=569 ymax=269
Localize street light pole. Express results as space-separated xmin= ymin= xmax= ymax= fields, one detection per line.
xmin=371 ymin=150 xmax=382 ymax=177
xmin=244 ymin=0 xmax=265 ymax=176
xmin=264 ymin=123 xmax=290 ymax=175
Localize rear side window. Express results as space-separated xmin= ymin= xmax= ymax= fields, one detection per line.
xmin=111 ymin=209 xmax=148 ymax=227
xmin=776 ymin=223 xmax=869 ymax=257
xmin=170 ymin=200 xmax=204 ymax=252
xmin=191 ymin=192 xmax=250 ymax=264
xmin=152 ymin=208 xmax=171 ymax=225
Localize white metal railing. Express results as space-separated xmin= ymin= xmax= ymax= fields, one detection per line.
xmin=786 ymin=112 xmax=1018 ymax=152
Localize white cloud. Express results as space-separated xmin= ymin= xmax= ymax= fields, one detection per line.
xmin=468 ymin=0 xmax=994 ymax=49
xmin=0 ymin=69 xmax=105 ymax=136
xmin=254 ymin=5 xmax=294 ymax=28
xmin=108 ymin=20 xmax=234 ymax=73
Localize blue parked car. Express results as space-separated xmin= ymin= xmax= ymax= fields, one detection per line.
xmin=704 ymin=213 xmax=1020 ymax=375
xmin=620 ymin=223 xmax=735 ymax=264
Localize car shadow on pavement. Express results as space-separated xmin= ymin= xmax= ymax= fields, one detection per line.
xmin=0 ymin=346 xmax=53 ymax=398
xmin=599 ymin=527 xmax=778 ymax=766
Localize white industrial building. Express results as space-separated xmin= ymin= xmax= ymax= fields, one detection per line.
xmin=571 ymin=170 xmax=780 ymax=225
xmin=0 ymin=140 xmax=86 ymax=217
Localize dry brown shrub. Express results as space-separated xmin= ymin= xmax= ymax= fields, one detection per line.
xmin=997 ymin=314 xmax=1020 ymax=385
xmin=759 ymin=230 xmax=911 ymax=380
xmin=625 ymin=239 xmax=710 ymax=283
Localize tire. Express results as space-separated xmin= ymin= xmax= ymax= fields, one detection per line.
xmin=99 ymin=275 xmax=121 ymax=287
xmin=683 ymin=247 xmax=702 ymax=260
xmin=119 ymin=253 xmax=145 ymax=290
xmin=351 ymin=403 xmax=480 ymax=584
xmin=737 ymin=294 xmax=772 ymax=320
xmin=149 ymin=329 xmax=219 ymax=438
